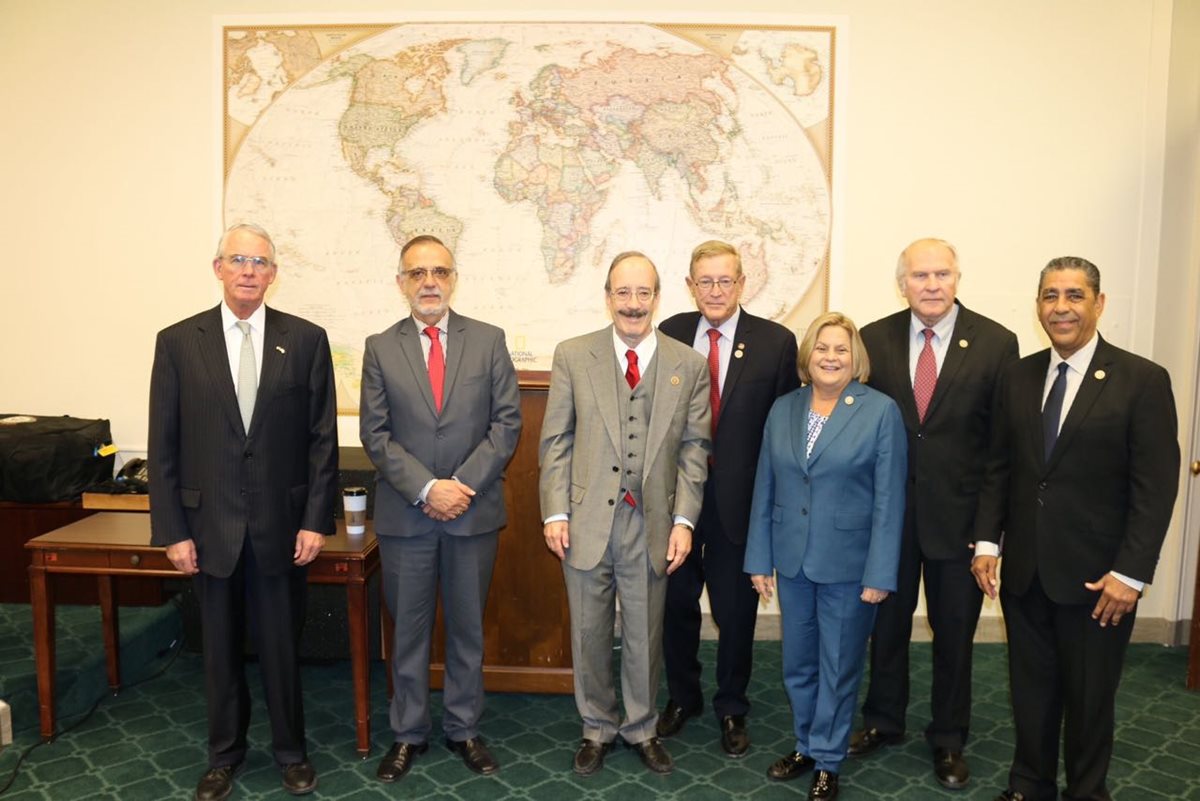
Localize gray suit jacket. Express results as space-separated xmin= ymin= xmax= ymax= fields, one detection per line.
xmin=538 ymin=327 xmax=710 ymax=576
xmin=360 ymin=310 xmax=521 ymax=537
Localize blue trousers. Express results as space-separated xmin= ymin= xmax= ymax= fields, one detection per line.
xmin=777 ymin=569 xmax=878 ymax=773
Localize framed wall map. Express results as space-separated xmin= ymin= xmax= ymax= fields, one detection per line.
xmin=221 ymin=19 xmax=841 ymax=412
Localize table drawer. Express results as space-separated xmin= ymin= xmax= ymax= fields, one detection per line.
xmin=109 ymin=550 xmax=175 ymax=571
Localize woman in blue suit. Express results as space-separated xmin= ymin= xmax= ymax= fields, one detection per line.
xmin=745 ymin=312 xmax=906 ymax=801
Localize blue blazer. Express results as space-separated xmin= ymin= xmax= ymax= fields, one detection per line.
xmin=743 ymin=380 xmax=907 ymax=591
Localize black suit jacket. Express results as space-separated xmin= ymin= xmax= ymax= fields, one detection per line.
xmin=149 ymin=305 xmax=339 ymax=578
xmin=660 ymin=308 xmax=799 ymax=544
xmin=860 ymin=302 xmax=1018 ymax=560
xmin=974 ymin=336 xmax=1179 ymax=604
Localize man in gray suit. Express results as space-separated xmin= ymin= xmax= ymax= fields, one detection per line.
xmin=539 ymin=251 xmax=710 ymax=777
xmin=360 ymin=235 xmax=521 ymax=783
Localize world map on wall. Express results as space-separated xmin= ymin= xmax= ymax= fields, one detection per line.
xmin=222 ymin=22 xmax=837 ymax=411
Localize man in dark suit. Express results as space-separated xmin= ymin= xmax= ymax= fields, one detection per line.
xmin=149 ymin=223 xmax=338 ymax=801
xmin=972 ymin=256 xmax=1180 ymax=801
xmin=849 ymin=238 xmax=1018 ymax=790
xmin=360 ymin=235 xmax=521 ymax=783
xmin=657 ymin=240 xmax=798 ymax=757
xmin=540 ymin=252 xmax=710 ymax=777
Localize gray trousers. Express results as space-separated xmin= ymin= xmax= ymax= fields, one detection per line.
xmin=379 ymin=528 xmax=498 ymax=743
xmin=563 ymin=503 xmax=666 ymax=744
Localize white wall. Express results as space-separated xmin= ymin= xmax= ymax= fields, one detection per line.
xmin=1 ymin=0 xmax=1196 ymax=631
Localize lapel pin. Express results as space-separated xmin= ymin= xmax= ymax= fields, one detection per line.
xmin=959 ymin=339 xmax=969 ymax=348
xmin=1094 ymin=369 xmax=1106 ymax=380
xmin=737 ymin=342 xmax=745 ymax=349
xmin=734 ymin=350 xmax=744 ymax=359
xmin=844 ymin=396 xmax=855 ymax=405
xmin=275 ymin=345 xmax=286 ymax=354
xmin=671 ymin=375 xmax=681 ymax=385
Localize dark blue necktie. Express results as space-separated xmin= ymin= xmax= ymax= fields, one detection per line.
xmin=1042 ymin=362 xmax=1069 ymax=460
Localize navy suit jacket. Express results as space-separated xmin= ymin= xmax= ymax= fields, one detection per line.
xmin=744 ymin=381 xmax=907 ymax=590
xmin=148 ymin=305 xmax=338 ymax=578
xmin=659 ymin=309 xmax=799 ymax=544
xmin=974 ymin=336 xmax=1179 ymax=604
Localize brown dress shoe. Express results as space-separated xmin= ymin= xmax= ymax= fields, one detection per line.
xmin=195 ymin=764 xmax=241 ymax=801
xmin=376 ymin=741 xmax=428 ymax=783
xmin=572 ymin=738 xmax=613 ymax=776
xmin=766 ymin=751 xmax=815 ymax=781
xmin=933 ymin=748 xmax=969 ymax=790
xmin=719 ymin=715 xmax=750 ymax=758
xmin=630 ymin=736 xmax=673 ymax=774
xmin=280 ymin=760 xmax=317 ymax=796
xmin=656 ymin=699 xmax=702 ymax=738
xmin=847 ymin=726 xmax=903 ymax=757
xmin=447 ymin=737 xmax=499 ymax=775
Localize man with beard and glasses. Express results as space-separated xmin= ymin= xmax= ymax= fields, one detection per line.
xmin=360 ymin=235 xmax=521 ymax=784
xmin=539 ymin=251 xmax=710 ymax=777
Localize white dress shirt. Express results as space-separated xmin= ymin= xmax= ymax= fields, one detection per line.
xmin=690 ymin=307 xmax=740 ymax=393
xmin=908 ymin=303 xmax=959 ymax=384
xmin=220 ymin=302 xmax=265 ymax=388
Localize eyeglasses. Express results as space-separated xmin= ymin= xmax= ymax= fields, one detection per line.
xmin=693 ymin=276 xmax=740 ymax=293
xmin=402 ymin=267 xmax=456 ymax=282
xmin=224 ymin=254 xmax=273 ymax=271
xmin=609 ymin=287 xmax=656 ymax=303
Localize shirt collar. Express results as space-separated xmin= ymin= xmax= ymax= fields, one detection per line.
xmin=221 ymin=301 xmax=266 ymax=333
xmin=909 ymin=302 xmax=959 ymax=342
xmin=412 ymin=312 xmax=449 ymax=334
xmin=700 ymin=307 xmax=741 ymax=341
xmin=1049 ymin=332 xmax=1100 ymax=376
xmin=613 ymin=327 xmax=657 ymax=362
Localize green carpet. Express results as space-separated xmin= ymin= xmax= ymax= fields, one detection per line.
xmin=0 ymin=602 xmax=1197 ymax=799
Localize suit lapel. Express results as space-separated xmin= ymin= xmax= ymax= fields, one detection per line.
xmin=924 ymin=306 xmax=972 ymax=422
xmin=808 ymin=381 xmax=866 ymax=467
xmin=719 ymin=310 xmax=750 ymax=408
xmin=1023 ymin=351 xmax=1052 ymax=468
xmin=645 ymin=336 xmax=682 ymax=468
xmin=397 ymin=317 xmax=439 ymax=417
xmin=886 ymin=314 xmax=921 ymax=427
xmin=252 ymin=308 xmax=289 ymax=435
xmin=1047 ymin=339 xmax=1112 ymax=470
xmin=441 ymin=311 xmax=467 ymax=412
xmin=585 ymin=327 xmax=622 ymax=455
xmin=196 ymin=306 xmax=245 ymax=436
xmin=790 ymin=386 xmax=810 ymax=472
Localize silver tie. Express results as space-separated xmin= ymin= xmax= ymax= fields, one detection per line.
xmin=235 ymin=321 xmax=257 ymax=432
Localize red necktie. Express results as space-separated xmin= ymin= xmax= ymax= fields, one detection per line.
xmin=706 ymin=328 xmax=722 ymax=434
xmin=623 ymin=349 xmax=638 ymax=507
xmin=913 ymin=328 xmax=937 ymax=423
xmin=424 ymin=326 xmax=445 ymax=414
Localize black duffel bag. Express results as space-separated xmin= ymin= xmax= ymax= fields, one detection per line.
xmin=0 ymin=414 xmax=115 ymax=502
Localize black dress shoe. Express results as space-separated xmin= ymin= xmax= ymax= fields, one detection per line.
xmin=630 ymin=736 xmax=673 ymax=774
xmin=719 ymin=715 xmax=750 ymax=758
xmin=280 ymin=761 xmax=317 ymax=796
xmin=933 ymin=748 xmax=969 ymax=790
xmin=847 ymin=726 xmax=903 ymax=757
xmin=766 ymin=751 xmax=815 ymax=781
xmin=808 ymin=769 xmax=839 ymax=800
xmin=447 ymin=737 xmax=499 ymax=775
xmin=992 ymin=791 xmax=1026 ymax=801
xmin=656 ymin=699 xmax=702 ymax=738
xmin=376 ymin=741 xmax=428 ymax=783
xmin=572 ymin=738 xmax=613 ymax=776
xmin=195 ymin=764 xmax=241 ymax=801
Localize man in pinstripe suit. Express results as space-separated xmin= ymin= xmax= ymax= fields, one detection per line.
xmin=149 ymin=223 xmax=338 ymax=801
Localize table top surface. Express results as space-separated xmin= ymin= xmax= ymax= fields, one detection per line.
xmin=25 ymin=512 xmax=377 ymax=558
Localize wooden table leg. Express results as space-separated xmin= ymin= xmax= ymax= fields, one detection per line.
xmin=346 ymin=577 xmax=371 ymax=757
xmin=97 ymin=575 xmax=121 ymax=693
xmin=28 ymin=563 xmax=56 ymax=742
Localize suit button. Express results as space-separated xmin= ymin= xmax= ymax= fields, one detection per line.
xmin=628 ymin=453 xmax=635 ymax=458
xmin=629 ymin=416 xmax=635 ymax=422
xmin=243 ymin=451 xmax=252 ymax=459
xmin=1037 ymin=498 xmax=1044 ymax=507
xmin=916 ymin=432 xmax=925 ymax=439
xmin=608 ymin=499 xmax=615 ymax=506
xmin=801 ymin=508 xmax=808 ymax=515
xmin=1039 ymin=481 xmax=1047 ymax=490
xmin=437 ymin=433 xmax=445 ymax=440
xmin=803 ymin=476 xmax=809 ymax=484
xmin=612 ymin=466 xmax=619 ymax=472
xmin=628 ymin=434 xmax=636 ymax=440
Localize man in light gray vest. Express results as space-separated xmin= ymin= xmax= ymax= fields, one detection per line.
xmin=539 ymin=251 xmax=710 ymax=777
